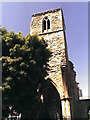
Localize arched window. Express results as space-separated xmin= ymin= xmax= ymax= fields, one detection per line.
xmin=43 ymin=20 xmax=46 ymax=30
xmin=42 ymin=16 xmax=50 ymax=32
xmin=47 ymin=19 xmax=50 ymax=29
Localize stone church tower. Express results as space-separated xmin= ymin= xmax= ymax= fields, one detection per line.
xmin=30 ymin=8 xmax=79 ymax=119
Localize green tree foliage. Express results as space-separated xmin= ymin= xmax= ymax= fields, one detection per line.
xmin=2 ymin=27 xmax=51 ymax=118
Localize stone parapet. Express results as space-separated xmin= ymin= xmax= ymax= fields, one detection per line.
xmin=32 ymin=8 xmax=62 ymax=17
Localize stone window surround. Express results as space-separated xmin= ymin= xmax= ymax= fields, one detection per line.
xmin=42 ymin=16 xmax=51 ymax=33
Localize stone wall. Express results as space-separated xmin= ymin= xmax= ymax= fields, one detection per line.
xmin=73 ymin=99 xmax=90 ymax=119
xmin=30 ymin=8 xmax=80 ymax=119
xmin=30 ymin=8 xmax=64 ymax=35
xmin=30 ymin=8 xmax=68 ymax=99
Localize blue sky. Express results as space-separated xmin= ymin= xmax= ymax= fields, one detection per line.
xmin=2 ymin=2 xmax=88 ymax=97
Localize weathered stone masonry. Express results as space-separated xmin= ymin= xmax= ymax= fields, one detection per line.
xmin=30 ymin=8 xmax=84 ymax=119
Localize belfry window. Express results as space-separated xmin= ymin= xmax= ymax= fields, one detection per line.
xmin=47 ymin=19 xmax=50 ymax=29
xmin=43 ymin=20 xmax=46 ymax=30
xmin=42 ymin=16 xmax=50 ymax=32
